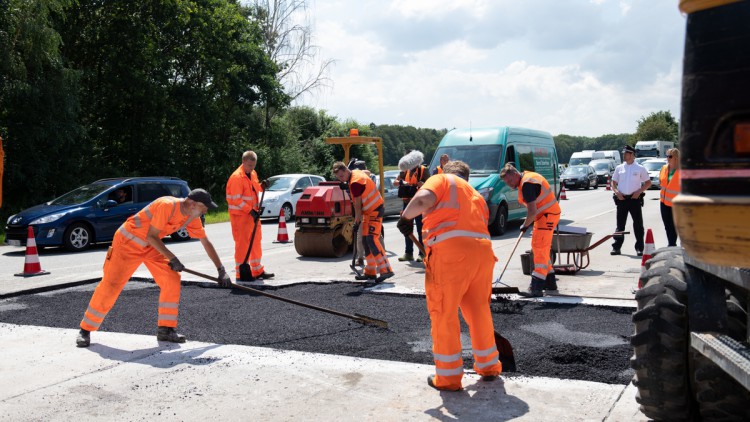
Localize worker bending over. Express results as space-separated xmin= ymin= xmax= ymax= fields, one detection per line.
xmin=500 ymin=163 xmax=561 ymax=297
xmin=332 ymin=161 xmax=394 ymax=283
xmin=400 ymin=160 xmax=502 ymax=391
xmin=226 ymin=150 xmax=274 ymax=281
xmin=76 ymin=189 xmax=230 ymax=347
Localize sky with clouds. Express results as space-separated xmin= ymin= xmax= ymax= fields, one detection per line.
xmin=298 ymin=0 xmax=686 ymax=137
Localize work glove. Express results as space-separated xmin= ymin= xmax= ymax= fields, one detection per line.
xmin=520 ymin=224 xmax=531 ymax=234
xmin=250 ymin=209 xmax=260 ymax=220
xmin=260 ymin=179 xmax=269 ymax=190
xmin=397 ymin=216 xmax=414 ymax=236
xmin=217 ymin=266 xmax=232 ymax=288
xmin=168 ymin=257 xmax=184 ymax=272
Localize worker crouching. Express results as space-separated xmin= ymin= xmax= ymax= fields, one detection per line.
xmin=500 ymin=163 xmax=561 ymax=297
xmin=401 ymin=160 xmax=502 ymax=391
xmin=332 ymin=161 xmax=394 ymax=283
xmin=75 ymin=189 xmax=231 ymax=348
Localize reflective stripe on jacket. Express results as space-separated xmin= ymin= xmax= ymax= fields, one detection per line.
xmin=117 ymin=197 xmax=204 ymax=247
xmin=518 ymin=171 xmax=561 ymax=217
xmin=422 ymin=174 xmax=491 ymax=248
xmin=350 ymin=169 xmax=383 ymax=214
xmin=226 ymin=165 xmax=261 ymax=216
xmin=659 ymin=166 xmax=680 ymax=207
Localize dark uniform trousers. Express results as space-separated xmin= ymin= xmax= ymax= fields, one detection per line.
xmin=612 ymin=195 xmax=644 ymax=252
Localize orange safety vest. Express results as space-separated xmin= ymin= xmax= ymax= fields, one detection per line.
xmin=436 ymin=166 xmax=444 ymax=174
xmin=659 ymin=165 xmax=680 ymax=207
xmin=401 ymin=165 xmax=427 ymax=202
xmin=117 ymin=197 xmax=205 ymax=248
xmin=518 ymin=171 xmax=561 ymax=217
xmin=350 ymin=169 xmax=383 ymax=214
xmin=422 ymin=174 xmax=491 ymax=248
xmin=226 ymin=166 xmax=262 ymax=216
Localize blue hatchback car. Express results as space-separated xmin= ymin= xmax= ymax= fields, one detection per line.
xmin=5 ymin=177 xmax=192 ymax=252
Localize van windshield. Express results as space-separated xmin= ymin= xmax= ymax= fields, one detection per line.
xmin=431 ymin=145 xmax=502 ymax=175
xmin=636 ymin=149 xmax=658 ymax=158
xmin=49 ymin=183 xmax=112 ymax=205
xmin=569 ymin=157 xmax=590 ymax=166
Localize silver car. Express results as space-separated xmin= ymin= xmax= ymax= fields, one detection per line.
xmin=371 ymin=170 xmax=402 ymax=217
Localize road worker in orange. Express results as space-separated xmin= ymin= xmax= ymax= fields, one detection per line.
xmin=431 ymin=153 xmax=450 ymax=176
xmin=659 ymin=148 xmax=681 ymax=247
xmin=226 ymin=151 xmax=274 ymax=281
xmin=500 ymin=162 xmax=561 ymax=297
xmin=400 ymin=160 xmax=502 ymax=391
xmin=332 ymin=161 xmax=394 ymax=284
xmin=75 ymin=189 xmax=230 ymax=348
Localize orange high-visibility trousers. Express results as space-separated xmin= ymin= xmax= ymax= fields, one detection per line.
xmin=230 ymin=213 xmax=264 ymax=278
xmin=361 ymin=214 xmax=392 ymax=277
xmin=425 ymin=237 xmax=502 ymax=390
xmin=80 ymin=234 xmax=182 ymax=332
xmin=531 ymin=213 xmax=560 ymax=280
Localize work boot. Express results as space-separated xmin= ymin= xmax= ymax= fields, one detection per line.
xmin=544 ymin=273 xmax=558 ymax=291
xmin=76 ymin=329 xmax=90 ymax=348
xmin=518 ymin=276 xmax=545 ymax=298
xmin=398 ymin=253 xmax=414 ymax=262
xmin=416 ymin=253 xmax=425 ymax=263
xmin=355 ymin=274 xmax=376 ymax=281
xmin=375 ymin=271 xmax=395 ymax=283
xmin=157 ymin=326 xmax=186 ymax=343
xmin=427 ymin=375 xmax=462 ymax=392
xmin=257 ymin=271 xmax=275 ymax=279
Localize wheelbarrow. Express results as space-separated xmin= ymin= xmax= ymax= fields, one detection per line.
xmin=551 ymin=231 xmax=630 ymax=274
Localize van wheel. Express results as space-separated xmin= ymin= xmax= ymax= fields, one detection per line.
xmin=489 ymin=203 xmax=508 ymax=236
xmin=170 ymin=228 xmax=191 ymax=242
xmin=64 ymin=223 xmax=93 ymax=252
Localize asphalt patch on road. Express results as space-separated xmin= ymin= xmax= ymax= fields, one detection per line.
xmin=0 ymin=281 xmax=634 ymax=385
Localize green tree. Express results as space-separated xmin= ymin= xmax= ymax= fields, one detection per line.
xmin=633 ymin=111 xmax=679 ymax=144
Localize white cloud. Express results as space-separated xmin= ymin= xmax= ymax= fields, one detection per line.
xmin=306 ymin=0 xmax=686 ymax=136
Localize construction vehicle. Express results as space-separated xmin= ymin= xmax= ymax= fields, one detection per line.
xmin=294 ymin=130 xmax=386 ymax=257
xmin=631 ymin=1 xmax=750 ymax=420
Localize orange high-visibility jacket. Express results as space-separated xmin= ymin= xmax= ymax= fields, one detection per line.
xmin=226 ymin=166 xmax=262 ymax=216
xmin=350 ymin=169 xmax=383 ymax=214
xmin=117 ymin=197 xmax=206 ymax=247
xmin=659 ymin=165 xmax=680 ymax=207
xmin=435 ymin=166 xmax=444 ymax=174
xmin=518 ymin=171 xmax=561 ymax=217
xmin=421 ymin=174 xmax=491 ymax=250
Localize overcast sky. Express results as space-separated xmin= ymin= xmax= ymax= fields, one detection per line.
xmin=300 ymin=0 xmax=686 ymax=137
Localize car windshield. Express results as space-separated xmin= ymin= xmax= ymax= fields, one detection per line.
xmin=429 ymin=145 xmax=502 ymax=175
xmin=592 ymin=162 xmax=610 ymax=171
xmin=643 ymin=161 xmax=666 ymax=171
xmin=49 ymin=183 xmax=112 ymax=205
xmin=266 ymin=176 xmax=294 ymax=191
xmin=563 ymin=166 xmax=587 ymax=175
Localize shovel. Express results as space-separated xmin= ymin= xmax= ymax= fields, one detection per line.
xmin=349 ymin=223 xmax=363 ymax=277
xmin=239 ymin=188 xmax=265 ymax=281
xmin=183 ymin=268 xmax=388 ymax=328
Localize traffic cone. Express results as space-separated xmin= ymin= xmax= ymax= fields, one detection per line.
xmin=560 ymin=184 xmax=568 ymax=200
xmin=14 ymin=226 xmax=50 ymax=277
xmin=637 ymin=229 xmax=656 ymax=289
xmin=606 ymin=175 xmax=611 ymax=191
xmin=274 ymin=209 xmax=290 ymax=243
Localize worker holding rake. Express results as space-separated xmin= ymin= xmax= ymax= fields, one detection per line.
xmin=400 ymin=160 xmax=502 ymax=391
xmin=500 ymin=163 xmax=561 ymax=297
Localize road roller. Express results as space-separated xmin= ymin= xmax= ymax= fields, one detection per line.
xmin=294 ymin=182 xmax=356 ymax=257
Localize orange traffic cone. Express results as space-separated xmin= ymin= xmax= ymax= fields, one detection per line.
xmin=274 ymin=209 xmax=290 ymax=243
xmin=560 ymin=184 xmax=568 ymax=200
xmin=637 ymin=229 xmax=655 ymax=289
xmin=606 ymin=175 xmax=611 ymax=191
xmin=14 ymin=226 xmax=50 ymax=277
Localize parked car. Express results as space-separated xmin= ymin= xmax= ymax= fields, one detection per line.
xmin=5 ymin=177 xmax=192 ymax=252
xmin=371 ymin=170 xmax=402 ymax=217
xmin=641 ymin=159 xmax=668 ymax=190
xmin=561 ymin=165 xmax=598 ymax=190
xmin=635 ymin=157 xmax=650 ymax=165
xmin=589 ymin=159 xmax=617 ymax=184
xmin=260 ymin=174 xmax=325 ymax=221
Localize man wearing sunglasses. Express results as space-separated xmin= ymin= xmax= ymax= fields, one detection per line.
xmin=611 ymin=145 xmax=651 ymax=256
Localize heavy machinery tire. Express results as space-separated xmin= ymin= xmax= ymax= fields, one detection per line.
xmin=63 ymin=223 xmax=93 ymax=252
xmin=630 ymin=248 xmax=695 ymax=421
xmin=489 ymin=203 xmax=508 ymax=236
xmin=690 ymin=287 xmax=750 ymax=420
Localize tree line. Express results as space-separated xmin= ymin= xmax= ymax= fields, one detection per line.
xmin=0 ymin=0 xmax=678 ymax=227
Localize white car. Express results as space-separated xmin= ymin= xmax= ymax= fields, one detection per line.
xmin=260 ymin=174 xmax=325 ymax=221
xmin=641 ymin=159 xmax=667 ymax=190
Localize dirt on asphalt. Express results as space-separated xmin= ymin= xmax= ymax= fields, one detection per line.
xmin=0 ymin=280 xmax=634 ymax=385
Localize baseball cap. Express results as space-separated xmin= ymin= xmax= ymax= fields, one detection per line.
xmin=622 ymin=145 xmax=636 ymax=154
xmin=187 ymin=188 xmax=218 ymax=210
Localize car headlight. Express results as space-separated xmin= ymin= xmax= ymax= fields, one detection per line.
xmin=30 ymin=212 xmax=69 ymax=225
xmin=264 ymin=197 xmax=279 ymax=203
xmin=476 ymin=187 xmax=494 ymax=201
xmin=7 ymin=214 xmax=16 ymax=225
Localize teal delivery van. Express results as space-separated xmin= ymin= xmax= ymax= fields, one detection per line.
xmin=427 ymin=126 xmax=559 ymax=235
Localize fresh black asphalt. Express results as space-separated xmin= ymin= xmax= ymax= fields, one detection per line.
xmin=0 ymin=280 xmax=634 ymax=385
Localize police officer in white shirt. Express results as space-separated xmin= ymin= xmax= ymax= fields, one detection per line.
xmin=611 ymin=145 xmax=652 ymax=256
